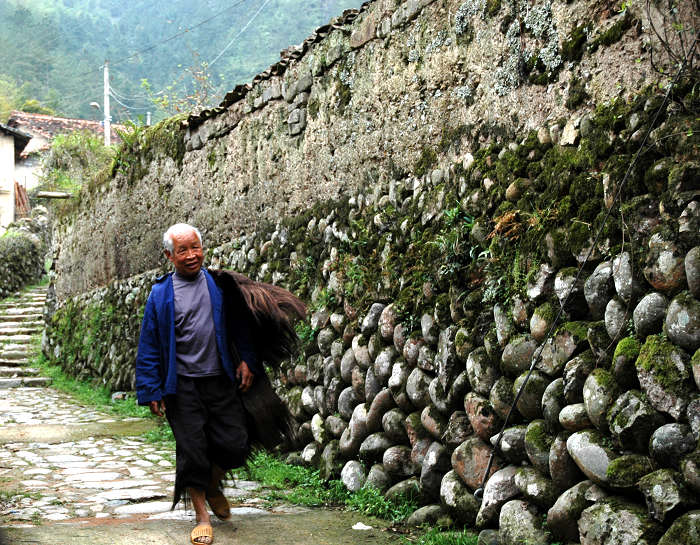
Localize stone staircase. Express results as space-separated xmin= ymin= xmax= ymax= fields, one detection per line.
xmin=0 ymin=286 xmax=51 ymax=389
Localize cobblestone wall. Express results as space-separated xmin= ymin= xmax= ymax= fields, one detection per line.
xmin=52 ymin=0 xmax=664 ymax=298
xmin=0 ymin=207 xmax=48 ymax=298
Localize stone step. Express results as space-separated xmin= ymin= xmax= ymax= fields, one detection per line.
xmin=0 ymin=302 xmax=45 ymax=310
xmin=0 ymin=376 xmax=51 ymax=389
xmin=0 ymin=335 xmax=34 ymax=344
xmin=0 ymin=314 xmax=42 ymax=323
xmin=2 ymin=308 xmax=42 ymax=319
xmin=0 ymin=350 xmax=31 ymax=361
xmin=0 ymin=359 xmax=30 ymax=367
xmin=0 ymin=327 xmax=42 ymax=335
xmin=0 ymin=366 xmax=40 ymax=377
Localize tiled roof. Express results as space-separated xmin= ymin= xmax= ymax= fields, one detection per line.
xmin=6 ymin=111 xmax=126 ymax=156
xmin=0 ymin=122 xmax=31 ymax=161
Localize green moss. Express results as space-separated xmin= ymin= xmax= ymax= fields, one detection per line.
xmin=485 ymin=0 xmax=501 ymax=17
xmin=591 ymin=367 xmax=617 ymax=390
xmin=336 ymin=79 xmax=352 ymax=114
xmin=589 ymin=12 xmax=635 ymax=53
xmin=557 ymin=320 xmax=590 ymax=342
xmin=613 ymin=337 xmax=641 ymax=362
xmin=566 ymin=76 xmax=589 ymax=110
xmin=534 ymin=302 xmax=555 ymax=324
xmin=438 ymin=124 xmax=470 ymax=153
xmin=606 ymin=454 xmax=654 ymax=488
xmin=567 ymin=221 xmax=592 ymax=256
xmin=636 ymin=334 xmax=690 ymax=390
xmin=414 ymin=147 xmax=438 ymax=177
xmin=525 ymin=420 xmax=553 ymax=451
xmin=207 ymin=147 xmax=217 ymax=168
xmin=308 ymin=98 xmax=320 ymax=120
xmin=561 ymin=24 xmax=590 ymax=62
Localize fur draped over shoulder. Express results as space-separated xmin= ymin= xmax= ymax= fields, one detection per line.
xmin=208 ymin=269 xmax=306 ymax=450
xmin=208 ymin=269 xmax=307 ymax=370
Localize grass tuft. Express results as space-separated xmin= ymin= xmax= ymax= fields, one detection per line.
xmin=33 ymin=353 xmax=149 ymax=420
xmin=402 ymin=528 xmax=478 ymax=545
xmin=244 ymin=451 xmax=417 ymax=522
xmin=346 ymin=486 xmax=417 ymax=522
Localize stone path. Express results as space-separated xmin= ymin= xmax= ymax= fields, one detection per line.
xmin=0 ymin=287 xmax=403 ymax=544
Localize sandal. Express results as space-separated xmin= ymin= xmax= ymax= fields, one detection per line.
xmin=206 ymin=491 xmax=231 ymax=521
xmin=190 ymin=523 xmax=214 ymax=545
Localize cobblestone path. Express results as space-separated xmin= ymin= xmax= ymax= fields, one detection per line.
xmin=0 ymin=287 xmax=403 ymax=545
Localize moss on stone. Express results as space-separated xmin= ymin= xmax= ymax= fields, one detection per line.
xmin=534 ymin=302 xmax=555 ymax=324
xmin=561 ymin=24 xmax=590 ymax=62
xmin=308 ymin=98 xmax=320 ymax=120
xmin=439 ymin=124 xmax=471 ymax=153
xmin=485 ymin=0 xmax=501 ymax=16
xmin=557 ymin=321 xmax=590 ymax=342
xmin=636 ymin=334 xmax=690 ymax=390
xmin=591 ymin=367 xmax=617 ymax=390
xmin=614 ymin=337 xmax=641 ymax=362
xmin=589 ymin=12 xmax=635 ymax=53
xmin=606 ymin=454 xmax=654 ymax=488
xmin=525 ymin=419 xmax=553 ymax=451
xmin=414 ymin=147 xmax=438 ymax=177
xmin=566 ymin=76 xmax=589 ymax=110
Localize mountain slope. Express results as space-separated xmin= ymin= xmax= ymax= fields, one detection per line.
xmin=0 ymin=0 xmax=363 ymax=121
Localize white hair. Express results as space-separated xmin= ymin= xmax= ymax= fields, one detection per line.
xmin=163 ymin=223 xmax=203 ymax=253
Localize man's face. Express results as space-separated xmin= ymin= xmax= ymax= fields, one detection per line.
xmin=165 ymin=229 xmax=204 ymax=277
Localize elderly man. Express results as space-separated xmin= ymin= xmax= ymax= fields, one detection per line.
xmin=136 ymin=223 xmax=303 ymax=545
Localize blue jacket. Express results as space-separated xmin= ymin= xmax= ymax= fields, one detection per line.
xmin=135 ymin=269 xmax=257 ymax=405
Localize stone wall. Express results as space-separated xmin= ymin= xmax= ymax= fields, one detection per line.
xmin=44 ymin=0 xmax=700 ymax=543
xmin=0 ymin=207 xmax=48 ymax=297
xmin=52 ymin=0 xmax=668 ymax=298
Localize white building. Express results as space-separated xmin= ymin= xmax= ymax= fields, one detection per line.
xmin=0 ymin=123 xmax=31 ymax=233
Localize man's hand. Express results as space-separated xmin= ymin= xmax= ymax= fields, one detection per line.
xmin=149 ymin=399 xmax=165 ymax=417
xmin=236 ymin=361 xmax=254 ymax=392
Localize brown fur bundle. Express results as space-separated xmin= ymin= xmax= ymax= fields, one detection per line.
xmin=209 ymin=269 xmax=307 ymax=370
xmin=209 ymin=269 xmax=305 ymax=449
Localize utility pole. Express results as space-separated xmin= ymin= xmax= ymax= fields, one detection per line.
xmin=103 ymin=60 xmax=111 ymax=146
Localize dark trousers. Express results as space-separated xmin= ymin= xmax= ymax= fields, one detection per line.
xmin=165 ymin=375 xmax=249 ymax=504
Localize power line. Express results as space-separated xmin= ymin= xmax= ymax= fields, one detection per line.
xmin=109 ymin=91 xmax=151 ymax=111
xmin=209 ymin=0 xmax=274 ymax=67
xmin=68 ymin=0 xmax=252 ymax=80
xmin=109 ymin=85 xmax=150 ymax=101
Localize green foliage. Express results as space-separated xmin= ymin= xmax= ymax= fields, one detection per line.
xmin=295 ymin=320 xmax=318 ymax=347
xmin=245 ymin=452 xmax=417 ymax=521
xmin=0 ymin=75 xmax=29 ymax=122
xmin=245 ymin=450 xmax=349 ymax=507
xmin=141 ymin=423 xmax=176 ymax=447
xmin=20 ymin=98 xmax=55 ymax=115
xmin=0 ymin=231 xmax=44 ymax=296
xmin=38 ymin=130 xmax=112 ymax=196
xmin=346 ymin=486 xmax=418 ymax=522
xmin=403 ymin=528 xmax=478 ymax=545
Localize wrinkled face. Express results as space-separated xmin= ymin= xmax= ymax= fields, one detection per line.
xmin=165 ymin=229 xmax=203 ymax=277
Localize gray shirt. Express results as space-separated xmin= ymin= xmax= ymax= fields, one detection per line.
xmin=173 ymin=270 xmax=222 ymax=377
